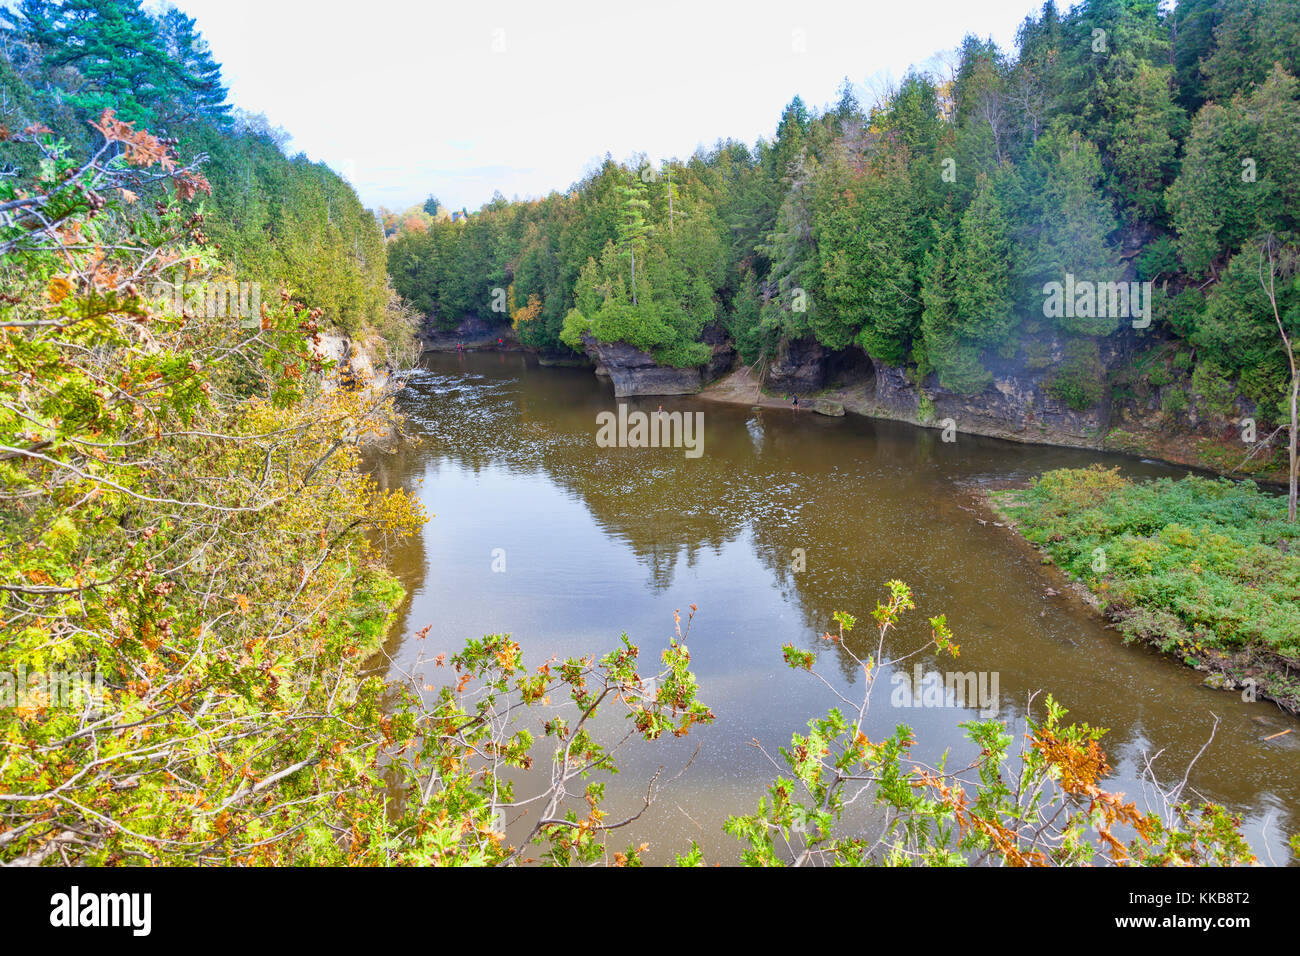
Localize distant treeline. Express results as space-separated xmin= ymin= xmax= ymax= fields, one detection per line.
xmin=389 ymin=0 xmax=1300 ymax=425
xmin=1 ymin=0 xmax=400 ymax=342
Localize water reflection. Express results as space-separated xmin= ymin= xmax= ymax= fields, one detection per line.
xmin=368 ymin=351 xmax=1297 ymax=864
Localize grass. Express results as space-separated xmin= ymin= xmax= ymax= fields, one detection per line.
xmin=993 ymin=466 xmax=1300 ymax=708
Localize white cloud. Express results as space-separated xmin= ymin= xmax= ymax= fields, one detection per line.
xmin=168 ymin=0 xmax=1045 ymax=212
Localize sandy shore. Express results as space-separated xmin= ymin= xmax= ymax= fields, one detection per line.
xmin=697 ymin=365 xmax=822 ymax=412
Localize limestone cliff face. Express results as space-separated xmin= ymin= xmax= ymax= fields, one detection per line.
xmin=314 ymin=332 xmax=387 ymax=387
xmin=575 ymin=328 xmax=1111 ymax=444
xmin=312 ymin=333 xmax=402 ymax=449
xmin=409 ymin=311 xmax=1280 ymax=476
xmin=767 ymin=338 xmax=830 ymax=393
xmin=419 ymin=315 xmax=517 ymax=351
xmin=850 ymin=346 xmax=1110 ymax=448
xmin=852 ymin=356 xmax=1107 ymax=450
xmin=580 ymin=326 xmax=736 ymax=398
xmin=701 ymin=322 xmax=737 ymax=382
xmin=742 ymin=335 xmax=1118 ymax=448
xmin=581 ymin=336 xmax=702 ymax=397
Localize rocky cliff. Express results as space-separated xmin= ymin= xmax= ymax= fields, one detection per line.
xmin=850 ymin=345 xmax=1110 ymax=448
xmin=419 ymin=315 xmax=518 ymax=351
xmin=713 ymin=333 xmax=1112 ymax=447
xmin=410 ymin=317 xmax=1285 ymax=479
xmin=580 ymin=325 xmax=736 ymax=398
xmin=312 ymin=332 xmax=404 ymax=450
xmin=582 ymin=336 xmax=702 ymax=397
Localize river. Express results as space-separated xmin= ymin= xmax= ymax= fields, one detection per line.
xmin=367 ymin=350 xmax=1297 ymax=864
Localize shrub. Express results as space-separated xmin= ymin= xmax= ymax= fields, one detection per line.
xmin=0 ymin=117 xmax=428 ymax=864
xmin=719 ymin=581 xmax=1260 ymax=867
xmin=1046 ymin=340 xmax=1107 ymax=411
xmin=995 ymin=469 xmax=1300 ymax=665
xmin=1192 ymin=361 xmax=1238 ymax=418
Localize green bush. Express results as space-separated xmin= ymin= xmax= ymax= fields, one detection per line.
xmin=1155 ymin=288 xmax=1205 ymax=340
xmin=1046 ymin=340 xmax=1106 ymax=411
xmin=1137 ymin=236 xmax=1180 ymax=282
xmin=1191 ymin=361 xmax=1237 ymax=418
xmin=996 ymin=468 xmax=1300 ymax=663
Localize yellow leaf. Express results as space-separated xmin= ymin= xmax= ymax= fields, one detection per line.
xmin=46 ymin=276 xmax=73 ymax=303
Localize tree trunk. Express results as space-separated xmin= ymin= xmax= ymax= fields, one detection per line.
xmin=1260 ymin=237 xmax=1297 ymax=521
xmin=1290 ymin=371 xmax=1298 ymax=522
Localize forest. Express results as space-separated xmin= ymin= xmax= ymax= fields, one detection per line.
xmin=0 ymin=0 xmax=405 ymax=345
xmin=389 ymin=0 xmax=1299 ymax=496
xmin=0 ymin=0 xmax=1295 ymax=873
xmin=0 ymin=0 xmax=425 ymax=865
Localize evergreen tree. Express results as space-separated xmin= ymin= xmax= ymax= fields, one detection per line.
xmin=28 ymin=0 xmax=180 ymax=126
xmin=616 ymin=172 xmax=651 ymax=305
xmin=1014 ymin=127 xmax=1122 ymax=336
xmin=756 ymin=152 xmax=820 ymax=348
xmin=1201 ymin=0 xmax=1300 ymax=104
xmin=1169 ymin=66 xmax=1300 ymax=276
xmin=919 ymin=175 xmax=1014 ymax=393
xmin=155 ymin=5 xmax=230 ymax=124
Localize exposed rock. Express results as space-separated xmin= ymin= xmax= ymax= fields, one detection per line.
xmin=697 ymin=331 xmax=1287 ymax=481
xmin=1203 ymin=672 xmax=1234 ymax=691
xmin=702 ymin=321 xmax=737 ymax=382
xmin=810 ymin=398 xmax=845 ymax=416
xmin=536 ymin=348 xmax=591 ymax=368
xmin=704 ymin=335 xmax=1114 ymax=448
xmin=573 ymin=325 xmax=738 ymax=396
xmin=420 ymin=315 xmax=515 ymax=351
xmin=311 ymin=333 xmax=401 ymax=450
xmin=581 ymin=335 xmax=702 ymax=397
xmin=767 ymin=338 xmax=828 ymax=394
xmin=825 ymin=338 xmax=1111 ymax=449
xmin=313 ymin=333 xmax=390 ymax=390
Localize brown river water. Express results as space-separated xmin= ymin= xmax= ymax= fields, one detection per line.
xmin=367 ymin=350 xmax=1298 ymax=864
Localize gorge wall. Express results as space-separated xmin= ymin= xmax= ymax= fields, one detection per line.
xmin=417 ymin=314 xmax=1279 ymax=479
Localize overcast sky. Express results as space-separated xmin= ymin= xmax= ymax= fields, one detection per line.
xmin=166 ymin=0 xmax=1053 ymax=213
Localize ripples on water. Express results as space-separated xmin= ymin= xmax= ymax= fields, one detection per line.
xmin=368 ymin=353 xmax=1298 ymax=864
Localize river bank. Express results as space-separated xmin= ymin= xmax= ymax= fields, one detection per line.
xmin=697 ymin=363 xmax=1289 ymax=487
xmin=417 ymin=322 xmax=1289 ymax=486
xmin=983 ymin=467 xmax=1300 ymax=716
xmin=375 ymin=351 xmax=1300 ymax=862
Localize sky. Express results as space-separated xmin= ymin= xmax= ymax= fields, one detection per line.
xmin=166 ymin=0 xmax=1053 ymax=214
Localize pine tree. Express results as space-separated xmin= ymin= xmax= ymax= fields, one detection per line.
xmin=1016 ymin=128 xmax=1122 ymax=336
xmin=155 ymin=5 xmax=230 ymax=124
xmin=39 ymin=0 xmax=181 ymax=126
xmin=950 ymin=175 xmax=1014 ymax=345
xmin=918 ymin=176 xmax=1015 ymax=394
xmin=616 ymin=172 xmax=651 ymax=305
